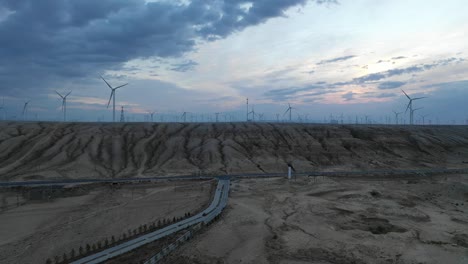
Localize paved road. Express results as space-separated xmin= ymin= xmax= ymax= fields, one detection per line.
xmin=70 ymin=178 xmax=230 ymax=264
xmin=1 ymin=168 xmax=467 ymax=188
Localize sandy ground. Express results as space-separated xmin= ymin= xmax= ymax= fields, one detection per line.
xmin=168 ymin=175 xmax=468 ymax=264
xmin=0 ymin=180 xmax=213 ymax=264
xmin=1 ymin=122 xmax=468 ymax=181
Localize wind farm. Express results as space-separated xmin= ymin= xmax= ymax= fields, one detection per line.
xmin=1 ymin=1 xmax=467 ymax=264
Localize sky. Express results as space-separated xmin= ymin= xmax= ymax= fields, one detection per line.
xmin=0 ymin=0 xmax=467 ymax=124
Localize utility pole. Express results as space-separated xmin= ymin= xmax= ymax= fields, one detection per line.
xmin=120 ymin=106 xmax=125 ymax=122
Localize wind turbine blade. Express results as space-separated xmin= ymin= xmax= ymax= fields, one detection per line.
xmin=405 ymin=102 xmax=411 ymax=113
xmin=65 ymin=90 xmax=72 ymax=97
xmin=114 ymin=83 xmax=128 ymax=89
xmin=107 ymin=91 xmax=114 ymax=108
xmin=283 ymin=108 xmax=289 ymax=115
xmin=55 ymin=90 xmax=64 ymax=98
xmin=401 ymin=89 xmax=411 ymax=100
xmin=413 ymin=97 xmax=426 ymax=100
xmin=101 ymin=76 xmax=113 ymax=89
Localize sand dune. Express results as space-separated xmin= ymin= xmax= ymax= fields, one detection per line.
xmin=1 ymin=122 xmax=468 ymax=181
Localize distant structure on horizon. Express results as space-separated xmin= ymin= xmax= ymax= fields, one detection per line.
xmin=120 ymin=106 xmax=125 ymax=122
xmin=55 ymin=90 xmax=72 ymax=122
xmin=101 ymin=76 xmax=128 ymax=122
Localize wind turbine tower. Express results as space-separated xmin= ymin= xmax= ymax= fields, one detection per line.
xmin=402 ymin=89 xmax=426 ymax=125
xmin=55 ymin=90 xmax=72 ymax=122
xmin=101 ymin=76 xmax=128 ymax=122
xmin=215 ymin=112 xmax=220 ymax=122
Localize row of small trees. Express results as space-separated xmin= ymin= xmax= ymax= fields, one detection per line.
xmin=45 ymin=212 xmax=193 ymax=264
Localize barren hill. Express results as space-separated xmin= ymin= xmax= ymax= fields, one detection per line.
xmin=1 ymin=122 xmax=468 ymax=181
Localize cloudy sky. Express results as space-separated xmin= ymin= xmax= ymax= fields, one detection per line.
xmin=0 ymin=0 xmax=467 ymax=123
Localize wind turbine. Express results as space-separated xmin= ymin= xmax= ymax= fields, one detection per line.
xmin=402 ymin=89 xmax=426 ymax=125
xmin=101 ymin=76 xmax=128 ymax=122
xmin=55 ymin=90 xmax=72 ymax=122
xmin=420 ymin=113 xmax=430 ymax=125
xmin=22 ymin=100 xmax=30 ymax=120
xmin=284 ymin=103 xmax=294 ymax=122
xmin=215 ymin=112 xmax=220 ymax=122
xmin=392 ymin=110 xmax=402 ymax=125
xmin=181 ymin=111 xmax=190 ymax=122
xmin=411 ymin=107 xmax=423 ymax=124
xmin=248 ymin=106 xmax=256 ymax=121
xmin=258 ymin=113 xmax=264 ymax=121
xmin=147 ymin=110 xmax=156 ymax=122
xmin=246 ymin=98 xmax=249 ymax=122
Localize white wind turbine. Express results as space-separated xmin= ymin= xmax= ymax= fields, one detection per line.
xmin=22 ymin=100 xmax=30 ymax=120
xmin=392 ymin=110 xmax=402 ymax=125
xmin=148 ymin=110 xmax=156 ymax=122
xmin=55 ymin=90 xmax=72 ymax=122
xmin=284 ymin=103 xmax=294 ymax=122
xmin=401 ymin=89 xmax=426 ymax=125
xmin=420 ymin=113 xmax=430 ymax=125
xmin=101 ymin=76 xmax=128 ymax=122
xmin=181 ymin=111 xmax=190 ymax=122
xmin=248 ymin=105 xmax=256 ymax=121
xmin=411 ymin=107 xmax=423 ymax=124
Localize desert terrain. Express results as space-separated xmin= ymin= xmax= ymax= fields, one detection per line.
xmin=0 ymin=122 xmax=467 ymax=264
xmin=0 ymin=180 xmax=214 ymax=264
xmin=0 ymin=122 xmax=468 ymax=181
xmin=169 ymin=175 xmax=468 ymax=264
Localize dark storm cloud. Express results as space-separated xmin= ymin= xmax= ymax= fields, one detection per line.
xmin=342 ymin=91 xmax=355 ymax=101
xmin=263 ymin=84 xmax=335 ymax=101
xmin=424 ymin=80 xmax=468 ymax=89
xmin=0 ymin=0 xmax=336 ymax=95
xmin=352 ymin=58 xmax=464 ymax=84
xmin=264 ymin=85 xmax=323 ymax=97
xmin=362 ymin=92 xmax=397 ymax=98
xmin=317 ymin=55 xmax=356 ymax=65
xmin=170 ymin=60 xmax=198 ymax=72
xmin=378 ymin=81 xmax=406 ymax=90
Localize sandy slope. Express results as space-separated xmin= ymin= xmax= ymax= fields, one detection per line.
xmin=0 ymin=180 xmax=212 ymax=264
xmin=1 ymin=122 xmax=468 ymax=181
xmin=169 ymin=176 xmax=468 ymax=264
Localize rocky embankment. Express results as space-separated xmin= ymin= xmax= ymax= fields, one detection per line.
xmin=0 ymin=122 xmax=467 ymax=181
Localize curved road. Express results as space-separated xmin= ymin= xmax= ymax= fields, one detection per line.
xmin=71 ymin=177 xmax=230 ymax=264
